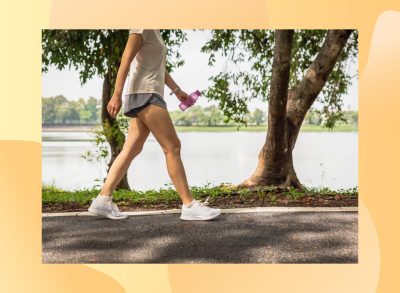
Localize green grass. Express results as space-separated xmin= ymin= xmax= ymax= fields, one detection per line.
xmin=42 ymin=183 xmax=358 ymax=206
xmin=174 ymin=124 xmax=357 ymax=132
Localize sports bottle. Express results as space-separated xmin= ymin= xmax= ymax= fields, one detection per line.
xmin=179 ymin=90 xmax=201 ymax=111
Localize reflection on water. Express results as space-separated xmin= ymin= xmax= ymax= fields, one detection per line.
xmin=42 ymin=131 xmax=358 ymax=191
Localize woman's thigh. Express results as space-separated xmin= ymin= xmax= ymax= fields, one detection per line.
xmin=136 ymin=104 xmax=180 ymax=152
xmin=123 ymin=117 xmax=151 ymax=156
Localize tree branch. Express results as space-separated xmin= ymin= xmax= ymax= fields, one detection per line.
xmin=287 ymin=30 xmax=353 ymax=124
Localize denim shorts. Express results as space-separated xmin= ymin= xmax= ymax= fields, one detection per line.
xmin=123 ymin=93 xmax=167 ymax=118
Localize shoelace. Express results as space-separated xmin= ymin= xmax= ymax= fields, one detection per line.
xmin=180 ymin=196 xmax=211 ymax=208
xmin=108 ymin=201 xmax=122 ymax=216
xmin=196 ymin=196 xmax=210 ymax=208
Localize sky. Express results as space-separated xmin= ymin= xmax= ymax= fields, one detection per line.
xmin=42 ymin=30 xmax=358 ymax=112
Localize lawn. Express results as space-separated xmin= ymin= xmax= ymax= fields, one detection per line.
xmin=42 ymin=183 xmax=358 ymax=212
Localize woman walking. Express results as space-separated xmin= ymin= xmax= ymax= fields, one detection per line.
xmin=88 ymin=29 xmax=221 ymax=221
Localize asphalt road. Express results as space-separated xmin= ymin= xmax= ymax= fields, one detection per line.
xmin=42 ymin=211 xmax=358 ymax=264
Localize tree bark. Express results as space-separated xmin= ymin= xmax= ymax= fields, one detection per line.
xmin=240 ymin=30 xmax=353 ymax=189
xmin=101 ymin=71 xmax=130 ymax=190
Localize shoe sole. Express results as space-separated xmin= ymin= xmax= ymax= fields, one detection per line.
xmin=180 ymin=211 xmax=221 ymax=221
xmin=88 ymin=207 xmax=128 ymax=220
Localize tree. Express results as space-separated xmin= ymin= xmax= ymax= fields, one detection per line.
xmin=42 ymin=97 xmax=56 ymax=124
xmin=55 ymin=103 xmax=68 ymax=124
xmin=202 ymin=29 xmax=357 ymax=188
xmin=42 ymin=29 xmax=187 ymax=189
xmin=203 ymin=105 xmax=223 ymax=126
xmin=186 ymin=105 xmax=207 ymax=125
xmin=251 ymin=108 xmax=266 ymax=125
xmin=86 ymin=96 xmax=100 ymax=123
xmin=66 ymin=100 xmax=81 ymax=124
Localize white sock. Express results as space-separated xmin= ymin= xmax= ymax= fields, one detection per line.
xmin=184 ymin=199 xmax=195 ymax=208
xmin=97 ymin=194 xmax=112 ymax=202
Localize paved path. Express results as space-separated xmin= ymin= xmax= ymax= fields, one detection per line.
xmin=42 ymin=211 xmax=358 ymax=263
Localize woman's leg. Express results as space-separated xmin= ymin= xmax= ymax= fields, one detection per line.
xmin=99 ymin=117 xmax=150 ymax=196
xmin=137 ymin=104 xmax=194 ymax=205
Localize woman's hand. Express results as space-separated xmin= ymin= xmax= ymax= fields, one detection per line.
xmin=107 ymin=93 xmax=122 ymax=118
xmin=175 ymin=88 xmax=190 ymax=103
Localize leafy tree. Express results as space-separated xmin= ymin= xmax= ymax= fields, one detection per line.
xmin=186 ymin=105 xmax=207 ymax=125
xmin=79 ymin=109 xmax=92 ymax=123
xmin=251 ymin=108 xmax=266 ymax=125
xmin=201 ymin=29 xmax=357 ymax=188
xmin=55 ymin=103 xmax=68 ymax=124
xmin=42 ymin=95 xmax=101 ymax=124
xmin=86 ymin=96 xmax=100 ymax=122
xmin=203 ymin=105 xmax=224 ymax=126
xmin=53 ymin=95 xmax=68 ymax=107
xmin=305 ymin=110 xmax=322 ymax=125
xmin=42 ymin=29 xmax=186 ymax=189
xmin=66 ymin=100 xmax=81 ymax=124
xmin=42 ymin=97 xmax=56 ymax=124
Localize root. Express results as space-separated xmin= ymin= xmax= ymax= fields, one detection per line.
xmin=277 ymin=173 xmax=304 ymax=190
xmin=236 ymin=178 xmax=260 ymax=189
xmin=239 ymin=173 xmax=303 ymax=191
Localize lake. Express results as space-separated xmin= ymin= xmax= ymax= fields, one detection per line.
xmin=42 ymin=131 xmax=358 ymax=191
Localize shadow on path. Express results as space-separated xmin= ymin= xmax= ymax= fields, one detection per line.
xmin=42 ymin=212 xmax=358 ymax=264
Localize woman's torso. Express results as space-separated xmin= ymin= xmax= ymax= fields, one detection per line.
xmin=127 ymin=29 xmax=167 ymax=98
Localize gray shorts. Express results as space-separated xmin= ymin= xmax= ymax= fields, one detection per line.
xmin=123 ymin=93 xmax=167 ymax=118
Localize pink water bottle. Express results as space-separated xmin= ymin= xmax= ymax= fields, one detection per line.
xmin=179 ymin=90 xmax=201 ymax=111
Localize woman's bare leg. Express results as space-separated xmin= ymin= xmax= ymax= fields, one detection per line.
xmin=137 ymin=104 xmax=194 ymax=205
xmin=99 ymin=117 xmax=150 ymax=196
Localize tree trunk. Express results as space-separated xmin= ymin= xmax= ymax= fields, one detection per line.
xmin=241 ymin=30 xmax=353 ymax=189
xmin=101 ymin=71 xmax=130 ymax=190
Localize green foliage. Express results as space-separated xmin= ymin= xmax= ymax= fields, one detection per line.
xmin=41 ymin=93 xmax=356 ymax=131
xmin=200 ymin=29 xmax=358 ymax=127
xmin=304 ymin=109 xmax=358 ymax=126
xmin=169 ymin=104 xmax=266 ymax=126
xmin=42 ymin=183 xmax=358 ymax=205
xmin=205 ymin=72 xmax=251 ymax=125
xmin=160 ymin=30 xmax=188 ymax=71
xmin=251 ymin=108 xmax=266 ymax=125
xmin=42 ymin=29 xmax=187 ymax=93
xmin=42 ymin=95 xmax=101 ymax=124
xmin=42 ymin=29 xmax=357 ymax=130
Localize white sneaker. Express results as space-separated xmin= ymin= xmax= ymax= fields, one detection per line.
xmin=180 ymin=196 xmax=221 ymax=221
xmin=88 ymin=196 xmax=128 ymax=220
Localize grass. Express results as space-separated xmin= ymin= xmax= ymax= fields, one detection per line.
xmin=42 ymin=183 xmax=358 ymax=207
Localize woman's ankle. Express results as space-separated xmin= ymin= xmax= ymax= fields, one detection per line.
xmin=183 ymin=198 xmax=195 ymax=207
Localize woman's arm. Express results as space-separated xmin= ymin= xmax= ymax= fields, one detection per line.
xmin=164 ymin=69 xmax=189 ymax=103
xmin=107 ymin=33 xmax=143 ymax=118
xmin=164 ymin=69 xmax=179 ymax=92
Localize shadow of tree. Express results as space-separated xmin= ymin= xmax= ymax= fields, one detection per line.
xmin=42 ymin=212 xmax=358 ymax=264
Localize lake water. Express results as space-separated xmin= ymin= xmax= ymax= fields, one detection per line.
xmin=42 ymin=131 xmax=358 ymax=191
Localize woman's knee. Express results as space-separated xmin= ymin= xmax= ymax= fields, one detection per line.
xmin=162 ymin=138 xmax=181 ymax=156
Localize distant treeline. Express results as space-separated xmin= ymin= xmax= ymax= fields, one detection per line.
xmin=42 ymin=95 xmax=101 ymax=125
xmin=42 ymin=95 xmax=358 ymax=126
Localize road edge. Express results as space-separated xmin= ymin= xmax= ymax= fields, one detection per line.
xmin=42 ymin=206 xmax=358 ymax=217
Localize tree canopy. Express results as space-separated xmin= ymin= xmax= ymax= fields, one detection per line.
xmin=42 ymin=29 xmax=187 ymax=92
xmin=201 ymin=29 xmax=358 ymax=127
